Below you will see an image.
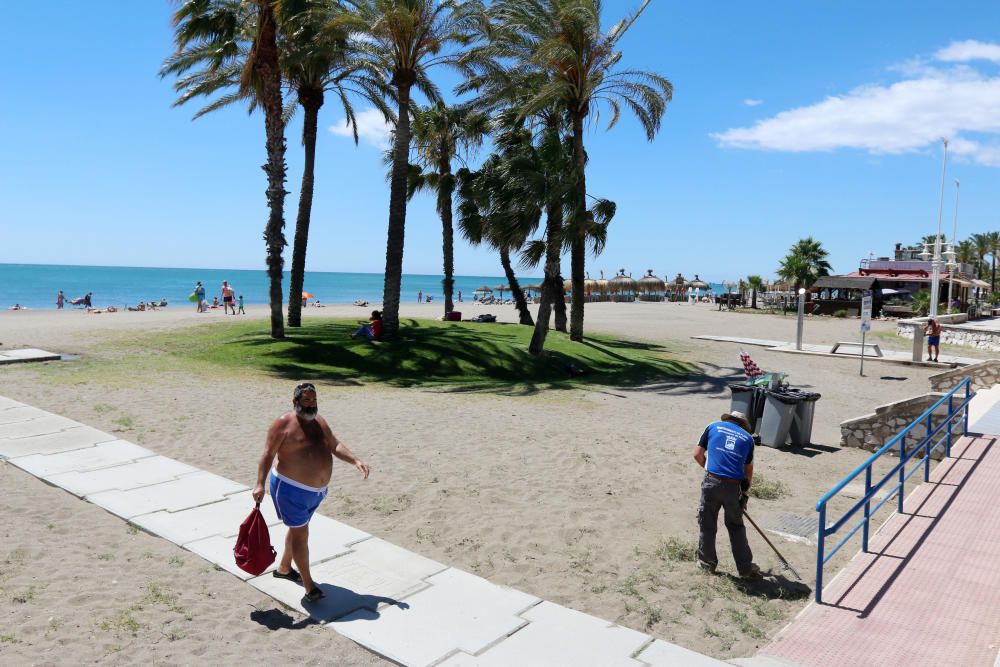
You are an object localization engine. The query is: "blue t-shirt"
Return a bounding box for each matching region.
[698,421,754,480]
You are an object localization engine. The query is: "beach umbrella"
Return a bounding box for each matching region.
[302,292,314,299]
[494,284,508,298]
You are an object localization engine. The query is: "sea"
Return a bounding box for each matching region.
[0,263,728,310]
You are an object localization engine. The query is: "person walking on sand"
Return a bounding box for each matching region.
[925,317,942,362]
[418,290,422,303]
[252,383,369,603]
[221,280,236,315]
[693,410,761,579]
[56,290,65,309]
[237,294,245,315]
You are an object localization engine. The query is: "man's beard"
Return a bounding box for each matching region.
[295,404,318,421]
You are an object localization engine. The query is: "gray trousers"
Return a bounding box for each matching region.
[697,474,753,575]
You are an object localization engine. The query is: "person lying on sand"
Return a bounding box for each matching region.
[7,304,27,310]
[88,306,117,314]
[252,383,369,604]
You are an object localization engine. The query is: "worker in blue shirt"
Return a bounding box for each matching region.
[693,410,761,579]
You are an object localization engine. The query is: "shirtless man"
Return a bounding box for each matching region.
[252,383,369,602]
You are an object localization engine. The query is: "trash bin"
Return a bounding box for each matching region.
[729,384,765,433]
[759,390,803,447]
[789,391,820,446]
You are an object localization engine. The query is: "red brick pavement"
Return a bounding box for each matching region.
[759,434,1000,667]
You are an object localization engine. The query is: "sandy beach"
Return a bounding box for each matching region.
[0,302,952,663]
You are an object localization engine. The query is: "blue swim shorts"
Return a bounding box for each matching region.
[269,470,328,528]
[928,336,941,346]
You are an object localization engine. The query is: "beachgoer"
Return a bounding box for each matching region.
[211,295,220,309]
[84,292,93,308]
[222,280,236,315]
[8,304,22,310]
[56,290,65,309]
[925,318,942,362]
[237,295,245,315]
[418,290,422,303]
[693,410,761,579]
[457,290,462,302]
[195,282,206,313]
[350,310,382,341]
[252,383,369,603]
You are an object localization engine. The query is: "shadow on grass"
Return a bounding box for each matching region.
[181,319,695,394]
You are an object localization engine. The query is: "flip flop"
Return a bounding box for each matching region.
[272,568,302,584]
[303,587,325,603]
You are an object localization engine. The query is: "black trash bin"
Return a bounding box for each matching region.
[789,391,821,446]
[760,390,803,447]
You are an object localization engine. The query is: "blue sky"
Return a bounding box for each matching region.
[3,1,1000,283]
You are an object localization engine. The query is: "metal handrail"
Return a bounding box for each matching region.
[814,377,973,603]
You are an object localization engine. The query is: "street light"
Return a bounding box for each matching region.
[796,288,806,350]
[947,179,961,311]
[929,138,950,318]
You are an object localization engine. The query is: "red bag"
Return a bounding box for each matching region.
[234,503,276,575]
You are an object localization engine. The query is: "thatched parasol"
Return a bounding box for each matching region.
[637,269,666,294]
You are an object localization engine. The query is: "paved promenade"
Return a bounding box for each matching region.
[0,395,722,667]
[750,387,1000,667]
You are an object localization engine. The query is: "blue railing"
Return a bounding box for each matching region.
[814,377,974,603]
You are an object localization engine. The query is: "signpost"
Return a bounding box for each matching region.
[860,291,873,376]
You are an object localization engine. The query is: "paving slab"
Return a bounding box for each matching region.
[0,414,82,439]
[87,471,247,519]
[438,600,648,667]
[46,456,199,497]
[0,348,61,364]
[0,406,52,425]
[636,639,728,666]
[9,440,155,477]
[134,491,283,546]
[334,568,540,667]
[0,397,27,410]
[0,425,118,458]
[250,537,446,622]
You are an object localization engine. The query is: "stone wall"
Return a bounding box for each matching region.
[840,393,964,460]
[928,360,1000,393]
[897,316,1000,352]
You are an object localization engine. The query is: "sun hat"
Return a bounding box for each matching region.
[721,410,751,432]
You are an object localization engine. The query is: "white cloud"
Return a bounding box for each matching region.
[935,40,1000,63]
[743,99,763,107]
[713,41,1000,167]
[329,108,392,148]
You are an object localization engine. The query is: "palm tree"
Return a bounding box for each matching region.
[455,155,538,326]
[956,239,976,267]
[408,102,489,317]
[163,0,289,338]
[483,0,672,342]
[987,231,1000,292]
[329,0,482,340]
[747,275,763,309]
[281,0,386,327]
[972,232,992,280]
[777,237,832,289]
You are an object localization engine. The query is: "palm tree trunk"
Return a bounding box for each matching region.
[751,289,757,309]
[530,203,564,354]
[499,248,533,326]
[569,112,588,342]
[287,87,323,328]
[381,83,413,340]
[255,0,286,339]
[993,253,997,293]
[438,160,455,317]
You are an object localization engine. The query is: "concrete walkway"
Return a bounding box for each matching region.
[0,348,61,364]
[691,335,981,367]
[0,395,722,667]
[746,389,1000,667]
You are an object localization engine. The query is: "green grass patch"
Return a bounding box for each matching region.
[140,318,693,392]
[655,536,698,562]
[748,474,788,500]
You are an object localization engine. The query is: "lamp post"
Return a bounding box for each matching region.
[928,138,949,319]
[947,178,961,311]
[796,287,806,350]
